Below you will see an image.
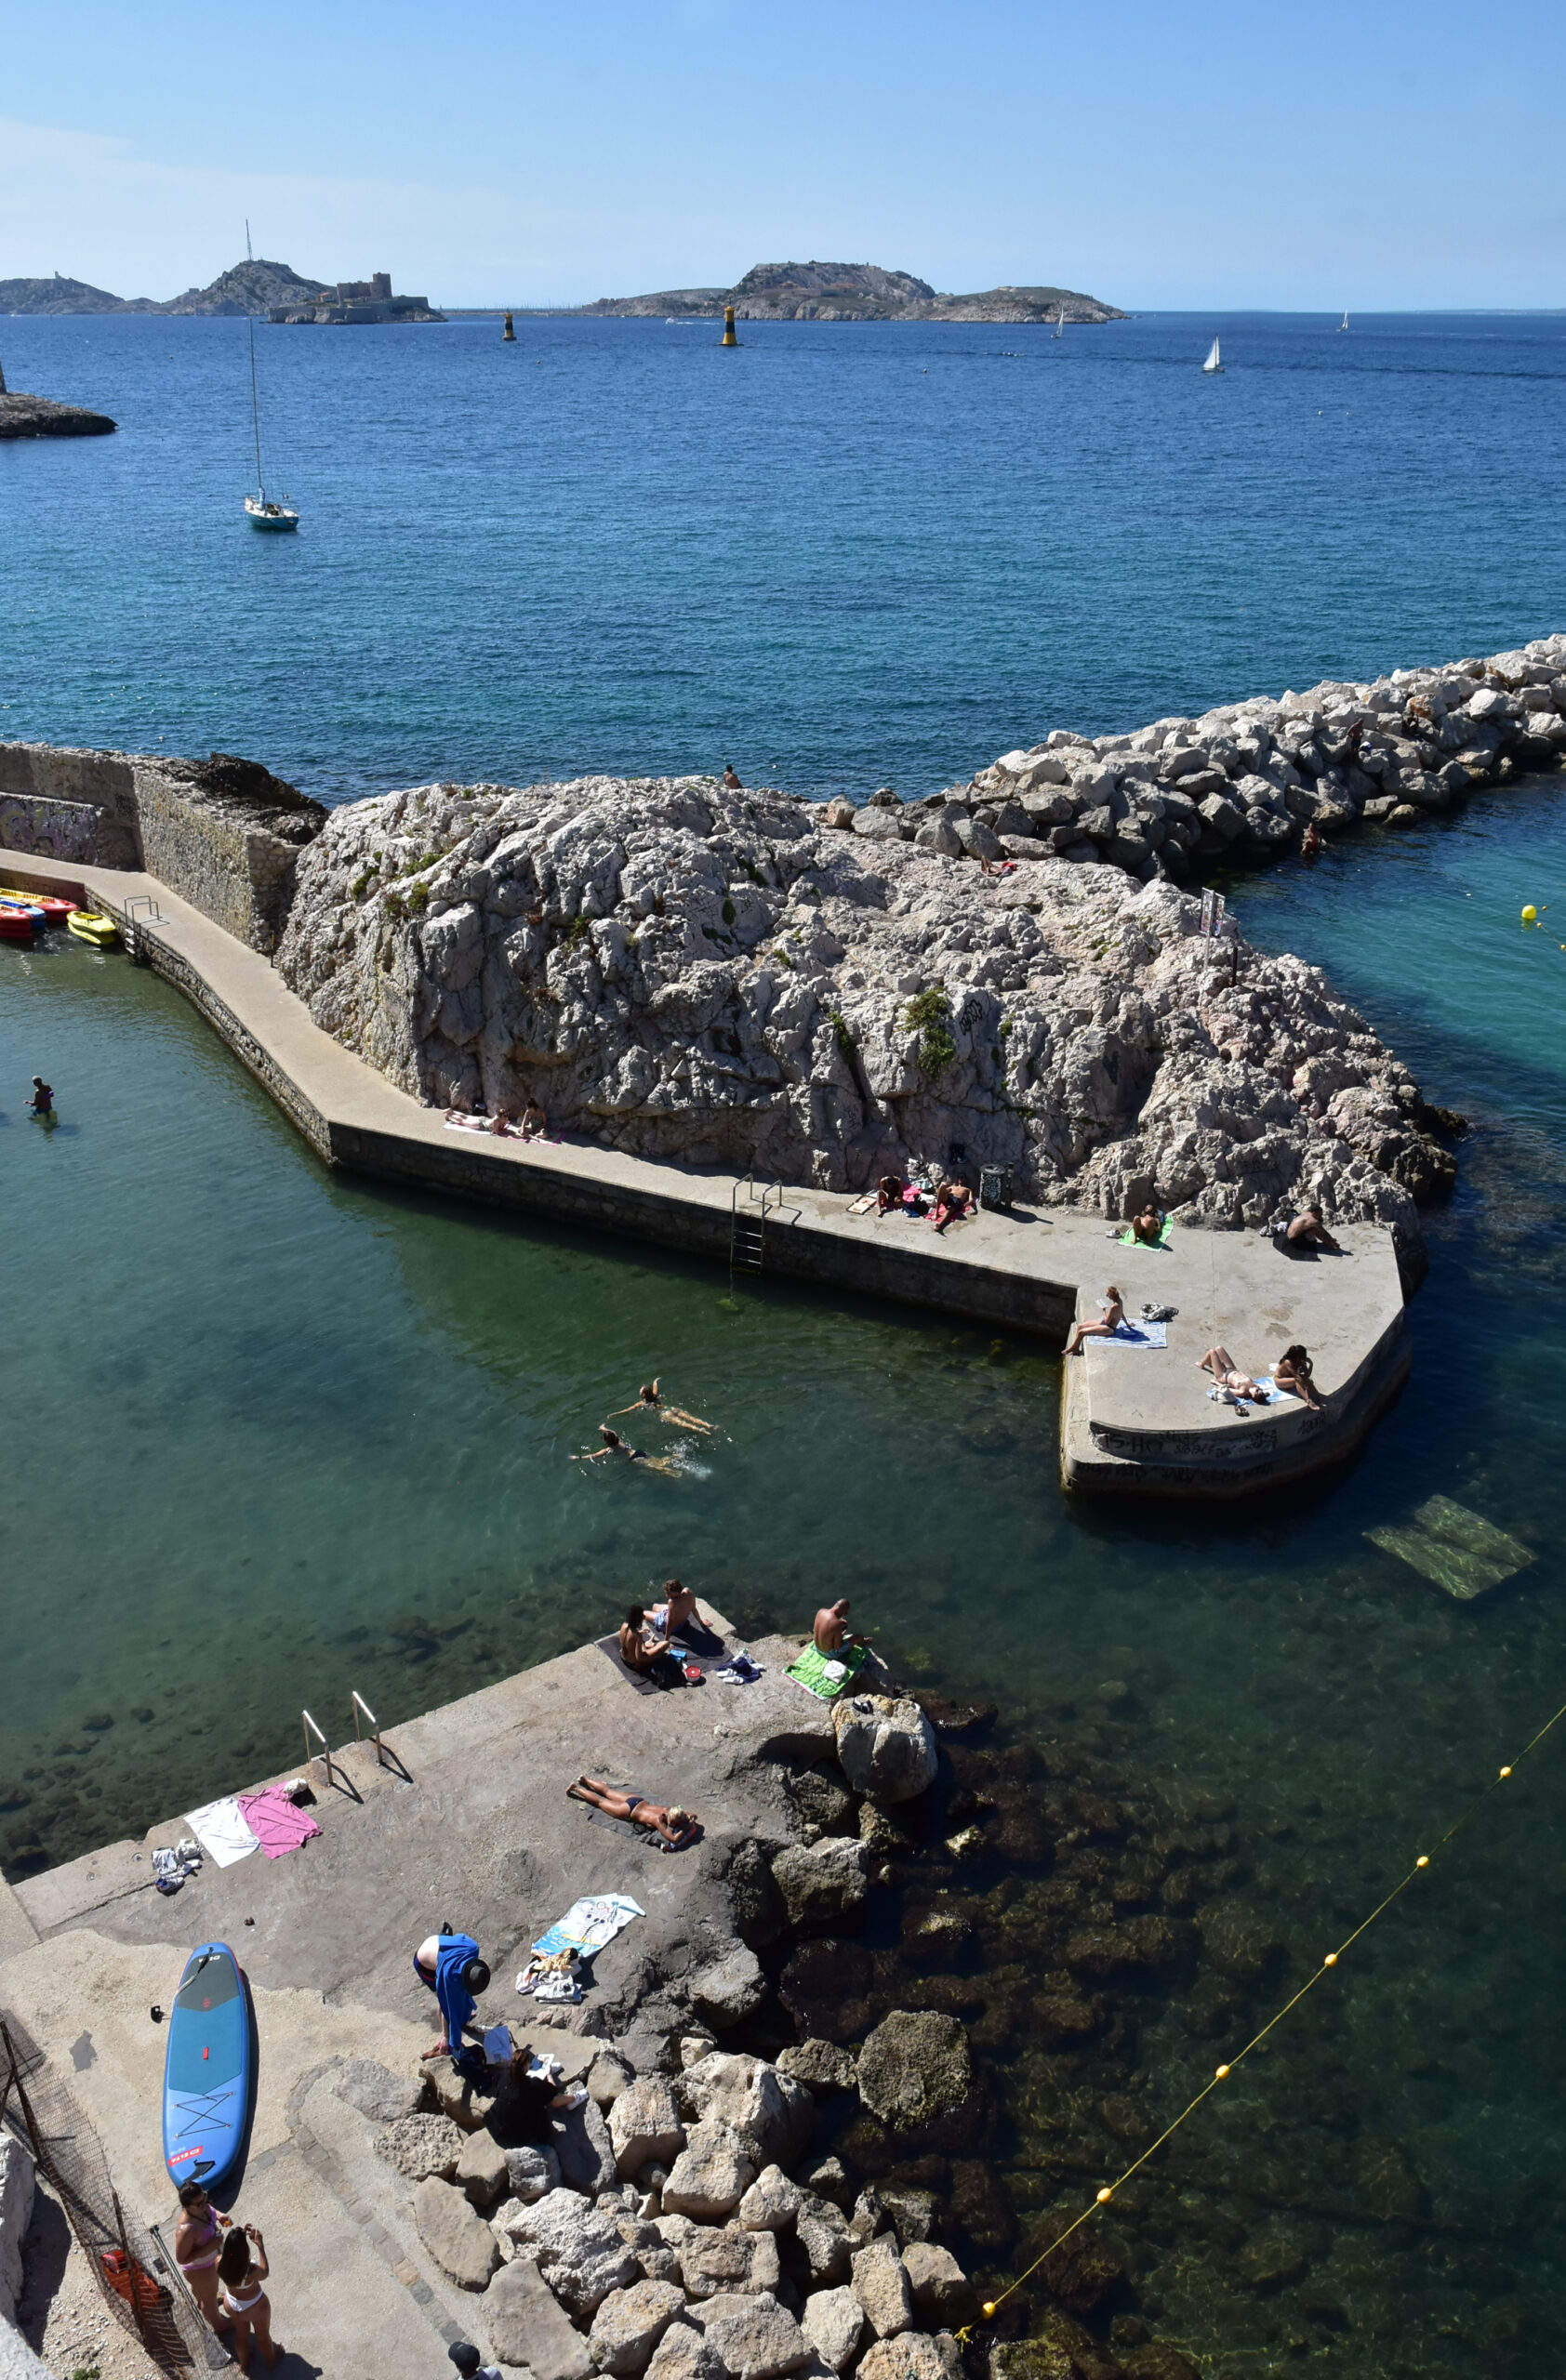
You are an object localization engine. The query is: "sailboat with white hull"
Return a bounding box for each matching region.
[1202,337,1224,374]
[241,223,298,530]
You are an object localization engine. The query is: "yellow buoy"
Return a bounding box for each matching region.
[1522,905,1537,923]
[722,305,737,347]
[502,311,515,342]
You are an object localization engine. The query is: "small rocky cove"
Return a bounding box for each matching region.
[339,1675,1501,2380]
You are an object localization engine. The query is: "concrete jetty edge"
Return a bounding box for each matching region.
[4,850,1409,1497]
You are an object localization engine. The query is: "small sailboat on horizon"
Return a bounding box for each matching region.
[1338,310,1349,332]
[241,221,297,531]
[1202,337,1224,375]
[1052,305,1065,338]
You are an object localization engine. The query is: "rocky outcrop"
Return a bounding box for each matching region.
[580,261,1122,324]
[831,1697,937,1806]
[0,393,115,438]
[274,763,1450,1243]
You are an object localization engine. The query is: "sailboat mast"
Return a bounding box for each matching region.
[247,312,265,497]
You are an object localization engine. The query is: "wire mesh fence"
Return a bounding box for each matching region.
[1,2013,230,2374]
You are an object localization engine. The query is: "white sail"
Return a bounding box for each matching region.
[1339,310,1349,331]
[1202,337,1222,373]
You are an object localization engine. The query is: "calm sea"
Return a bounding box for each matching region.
[1,309,1564,800]
[5,310,1566,2373]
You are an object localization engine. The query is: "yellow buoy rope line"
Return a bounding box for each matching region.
[962,1686,1566,2337]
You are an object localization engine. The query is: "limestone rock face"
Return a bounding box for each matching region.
[644,2323,727,2380]
[680,2225,781,2299]
[334,2057,426,2125]
[856,2012,973,2131]
[506,2141,563,2201]
[693,2293,813,2380]
[611,2076,687,2176]
[679,2054,816,2170]
[686,1943,767,2030]
[901,2242,976,2323]
[375,2110,464,2181]
[275,774,1437,1240]
[771,1840,870,1930]
[498,2187,643,2314]
[484,2253,594,2379]
[588,2278,688,2375]
[850,2235,915,2339]
[831,1697,937,1805]
[738,2164,804,2231]
[661,2119,758,2220]
[413,2175,501,2290]
[457,2126,511,2206]
[800,2284,864,2373]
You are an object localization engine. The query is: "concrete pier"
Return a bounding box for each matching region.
[2,850,1411,1496]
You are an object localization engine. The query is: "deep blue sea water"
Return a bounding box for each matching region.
[5,311,1566,2373]
[1,310,1563,800]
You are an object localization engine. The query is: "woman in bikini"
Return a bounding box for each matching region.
[1274,1344,1324,1410]
[1064,1286,1124,1356]
[608,1380,713,1434]
[174,2183,229,2334]
[566,1778,699,1847]
[1131,1201,1165,1246]
[217,2225,280,2369]
[1197,1346,1266,1398]
[573,1426,679,1475]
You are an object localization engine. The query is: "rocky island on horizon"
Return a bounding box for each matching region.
[0,258,444,322]
[580,258,1123,324]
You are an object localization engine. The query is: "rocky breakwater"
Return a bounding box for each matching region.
[947,634,1566,881]
[277,774,1452,1248]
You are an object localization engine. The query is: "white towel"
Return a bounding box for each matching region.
[183,1796,261,1868]
[1094,1321,1168,1349]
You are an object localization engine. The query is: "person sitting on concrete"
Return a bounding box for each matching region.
[1281,1203,1342,1254]
[653,1578,698,1633]
[608,1379,712,1433]
[617,1606,690,1687]
[520,1098,548,1140]
[449,2344,504,2380]
[876,1172,905,1214]
[1196,1346,1267,1398]
[174,2183,231,2335]
[931,1180,973,1234]
[413,1929,492,2060]
[722,762,743,790]
[1131,1201,1166,1246]
[1064,1286,1124,1355]
[217,2226,280,2370]
[29,1074,53,1116]
[815,1597,871,1655]
[566,1777,699,1847]
[1274,1344,1324,1410]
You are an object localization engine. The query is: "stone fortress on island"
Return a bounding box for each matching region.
[269,269,444,325]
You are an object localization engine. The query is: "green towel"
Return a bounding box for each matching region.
[1118,1218,1174,1249]
[786,1642,869,1700]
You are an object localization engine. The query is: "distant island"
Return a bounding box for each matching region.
[0,261,443,324]
[579,259,1123,324]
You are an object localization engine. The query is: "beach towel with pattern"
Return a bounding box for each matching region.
[533,1893,644,1959]
[786,1642,869,1700]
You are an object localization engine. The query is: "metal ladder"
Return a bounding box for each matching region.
[122,893,163,965]
[729,1177,770,1274]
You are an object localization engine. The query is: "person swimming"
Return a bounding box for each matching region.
[608,1379,713,1434]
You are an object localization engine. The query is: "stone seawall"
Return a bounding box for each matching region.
[0,740,325,951]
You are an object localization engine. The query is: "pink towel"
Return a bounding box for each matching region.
[237,1786,322,1858]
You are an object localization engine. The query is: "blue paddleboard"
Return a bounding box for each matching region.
[162,1942,250,2193]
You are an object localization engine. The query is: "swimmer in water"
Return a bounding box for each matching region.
[608,1379,713,1434]
[572,1425,679,1476]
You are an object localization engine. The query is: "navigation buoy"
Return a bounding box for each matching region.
[502,311,515,342]
[722,305,737,347]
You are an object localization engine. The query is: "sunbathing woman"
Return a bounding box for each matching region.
[1064,1286,1124,1356]
[566,1778,699,1847]
[609,1379,713,1434]
[520,1098,549,1141]
[1274,1343,1324,1410]
[930,1180,973,1235]
[1131,1201,1165,1246]
[1197,1346,1267,1398]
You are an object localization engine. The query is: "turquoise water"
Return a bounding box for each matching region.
[2,310,1565,800]
[4,779,1566,2368]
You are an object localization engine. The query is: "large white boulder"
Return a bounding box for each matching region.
[831,1697,937,1805]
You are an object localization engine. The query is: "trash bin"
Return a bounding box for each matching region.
[978,1165,1013,1211]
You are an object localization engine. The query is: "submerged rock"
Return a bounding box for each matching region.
[856,2012,973,2132]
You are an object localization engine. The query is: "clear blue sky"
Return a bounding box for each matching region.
[4,0,1563,310]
